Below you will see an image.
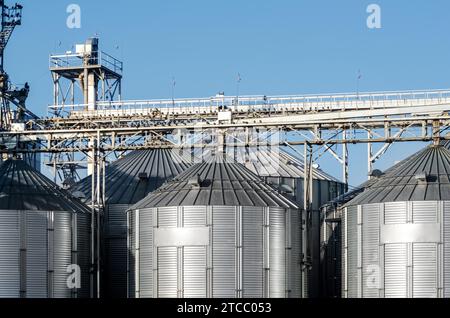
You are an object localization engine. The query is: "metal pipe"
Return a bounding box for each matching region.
[342,129,349,189]
[90,146,95,298]
[367,130,373,180]
[96,129,101,298]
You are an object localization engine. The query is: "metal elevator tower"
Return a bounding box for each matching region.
[49,37,123,114]
[48,39,123,297]
[48,38,123,183]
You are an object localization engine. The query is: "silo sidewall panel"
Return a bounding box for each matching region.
[410,201,439,298]
[184,245,207,298]
[266,207,286,298]
[53,212,72,298]
[129,205,303,299]
[384,243,408,298]
[77,213,91,298]
[345,206,358,298]
[383,202,409,298]
[412,242,437,298]
[361,203,381,298]
[211,206,237,298]
[127,210,136,298]
[182,206,208,298]
[154,207,178,298]
[139,207,154,298]
[26,211,49,298]
[105,204,130,298]
[242,206,264,298]
[0,210,20,298]
[0,210,90,299]
[445,201,450,298]
[288,208,302,298]
[156,247,178,298]
[349,200,444,299]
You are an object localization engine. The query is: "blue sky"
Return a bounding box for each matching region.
[6,0,450,186]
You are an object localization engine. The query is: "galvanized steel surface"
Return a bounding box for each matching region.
[342,201,450,298]
[234,149,346,298]
[342,146,450,298]
[0,211,91,298]
[103,204,130,298]
[318,144,430,298]
[0,159,91,298]
[132,154,299,209]
[175,150,344,298]
[72,149,191,298]
[345,145,450,206]
[73,149,191,205]
[0,159,90,212]
[128,154,305,298]
[128,205,305,298]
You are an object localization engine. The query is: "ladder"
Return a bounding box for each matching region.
[0,24,14,52]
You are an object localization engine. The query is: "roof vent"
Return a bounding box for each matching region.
[280,184,294,194]
[415,172,428,184]
[62,177,76,189]
[138,172,148,180]
[188,175,202,188]
[71,191,86,200]
[369,169,383,178]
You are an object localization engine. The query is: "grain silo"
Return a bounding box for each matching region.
[127,153,305,298]
[342,145,450,298]
[72,149,191,298]
[0,158,91,298]
[320,148,422,298]
[233,147,346,297]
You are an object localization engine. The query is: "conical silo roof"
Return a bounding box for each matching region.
[443,140,450,149]
[132,153,299,210]
[0,159,90,212]
[345,145,450,206]
[233,147,341,182]
[323,147,422,208]
[73,149,191,205]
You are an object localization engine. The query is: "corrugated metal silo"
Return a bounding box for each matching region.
[342,145,450,298]
[128,154,305,298]
[73,149,191,298]
[234,147,346,297]
[0,159,91,298]
[320,149,420,298]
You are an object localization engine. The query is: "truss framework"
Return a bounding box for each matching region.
[2,87,450,300]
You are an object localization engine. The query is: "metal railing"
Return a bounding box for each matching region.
[49,51,123,74]
[47,89,450,118]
